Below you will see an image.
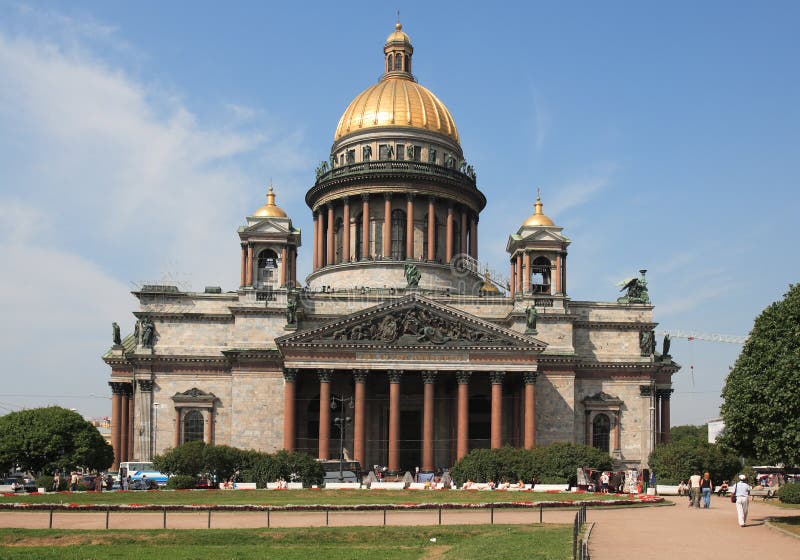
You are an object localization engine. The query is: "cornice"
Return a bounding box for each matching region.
[572,321,657,331]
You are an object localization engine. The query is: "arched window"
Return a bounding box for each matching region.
[387,55,393,72]
[405,55,410,74]
[256,249,279,288]
[391,209,406,260]
[354,214,363,260]
[395,53,402,71]
[592,414,611,453]
[182,410,204,444]
[531,256,552,294]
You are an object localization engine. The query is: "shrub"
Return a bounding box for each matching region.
[242,450,324,488]
[153,440,206,476]
[648,440,740,484]
[203,445,241,482]
[36,475,67,492]
[166,475,196,490]
[778,483,800,504]
[534,442,613,486]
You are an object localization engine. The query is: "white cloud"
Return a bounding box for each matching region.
[547,163,618,216]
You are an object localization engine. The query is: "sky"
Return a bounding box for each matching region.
[0,1,797,427]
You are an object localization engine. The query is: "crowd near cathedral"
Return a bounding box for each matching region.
[104,23,679,475]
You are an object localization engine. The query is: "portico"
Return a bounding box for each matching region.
[276,294,544,473]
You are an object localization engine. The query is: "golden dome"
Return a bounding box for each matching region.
[333,24,459,143]
[253,185,287,218]
[334,79,459,142]
[386,22,411,44]
[523,192,555,227]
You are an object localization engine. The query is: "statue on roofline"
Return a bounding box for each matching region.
[617,269,651,305]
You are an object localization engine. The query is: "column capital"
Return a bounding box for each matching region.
[353,370,368,383]
[406,192,415,202]
[283,368,298,382]
[109,381,127,395]
[428,195,437,203]
[361,193,370,201]
[387,369,403,383]
[490,371,505,385]
[422,370,437,384]
[384,192,392,201]
[342,195,350,205]
[456,371,472,385]
[137,379,154,392]
[317,369,334,383]
[656,388,674,400]
[523,371,539,385]
[639,385,653,397]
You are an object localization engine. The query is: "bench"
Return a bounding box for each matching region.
[265,482,305,490]
[750,488,777,500]
[325,482,362,489]
[218,482,257,490]
[532,484,570,492]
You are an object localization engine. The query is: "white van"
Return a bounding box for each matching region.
[118,461,169,487]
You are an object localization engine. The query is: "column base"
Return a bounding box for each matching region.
[525,328,538,335]
[284,323,298,331]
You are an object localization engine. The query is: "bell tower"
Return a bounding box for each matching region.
[506,190,570,301]
[383,22,414,78]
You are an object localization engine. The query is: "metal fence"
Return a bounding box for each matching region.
[572,505,588,560]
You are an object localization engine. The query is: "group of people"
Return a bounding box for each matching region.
[678,471,753,526]
[53,471,135,492]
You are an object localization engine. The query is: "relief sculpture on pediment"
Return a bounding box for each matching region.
[322,307,501,345]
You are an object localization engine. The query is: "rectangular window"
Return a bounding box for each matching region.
[412,145,421,161]
[379,144,391,160]
[346,150,355,164]
[396,144,405,160]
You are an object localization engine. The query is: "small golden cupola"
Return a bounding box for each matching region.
[253,184,288,218]
[523,191,555,227]
[384,22,413,77]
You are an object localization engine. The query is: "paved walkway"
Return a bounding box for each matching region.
[590,497,799,559]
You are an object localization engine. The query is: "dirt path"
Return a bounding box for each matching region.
[589,497,798,559]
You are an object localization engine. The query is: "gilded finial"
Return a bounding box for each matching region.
[396,9,401,30]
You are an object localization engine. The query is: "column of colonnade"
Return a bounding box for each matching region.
[109,381,135,470]
[281,368,539,472]
[311,194,480,270]
[656,388,673,443]
[239,242,298,289]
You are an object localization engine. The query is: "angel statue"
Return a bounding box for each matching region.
[404,263,421,288]
[617,269,651,304]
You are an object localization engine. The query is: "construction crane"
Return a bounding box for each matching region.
[655,329,746,387]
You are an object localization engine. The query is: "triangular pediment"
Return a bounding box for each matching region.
[242,219,292,235]
[276,294,547,351]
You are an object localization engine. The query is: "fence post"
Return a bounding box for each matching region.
[490,506,494,525]
[207,509,211,529]
[539,504,543,524]
[383,508,386,526]
[267,509,270,529]
[325,508,329,526]
[163,507,167,529]
[438,506,442,526]
[105,507,110,529]
[49,508,53,529]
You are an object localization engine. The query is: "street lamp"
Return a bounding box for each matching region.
[330,394,354,482]
[152,402,161,459]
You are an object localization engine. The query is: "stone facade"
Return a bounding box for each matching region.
[103,23,678,474]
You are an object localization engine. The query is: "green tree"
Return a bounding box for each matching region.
[153,440,206,476]
[0,407,113,474]
[720,284,800,464]
[649,440,740,485]
[669,424,708,445]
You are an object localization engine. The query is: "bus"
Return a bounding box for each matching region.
[118,461,169,487]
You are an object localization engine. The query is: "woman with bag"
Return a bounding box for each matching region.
[700,472,714,508]
[731,474,752,527]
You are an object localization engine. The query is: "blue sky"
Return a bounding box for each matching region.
[0,1,797,427]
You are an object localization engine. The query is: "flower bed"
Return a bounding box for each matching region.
[0,495,663,513]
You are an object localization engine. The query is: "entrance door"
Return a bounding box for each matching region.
[399,410,422,474]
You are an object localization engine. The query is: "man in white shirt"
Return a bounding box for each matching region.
[689,471,702,508]
[731,474,752,527]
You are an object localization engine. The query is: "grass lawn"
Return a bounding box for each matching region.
[0,525,573,559]
[0,489,629,506]
[770,516,800,536]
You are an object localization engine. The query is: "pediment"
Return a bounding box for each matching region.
[276,294,547,351]
[517,228,569,243]
[172,387,217,404]
[242,219,292,235]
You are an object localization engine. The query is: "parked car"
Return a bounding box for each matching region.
[0,478,21,492]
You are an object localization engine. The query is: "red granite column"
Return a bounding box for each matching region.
[383,194,391,258]
[283,369,297,451]
[562,253,567,295]
[120,390,129,461]
[405,195,414,259]
[555,253,562,294]
[109,383,122,470]
[655,392,662,443]
[523,252,531,294]
[245,245,254,286]
[427,198,435,260]
[422,371,436,471]
[469,215,478,259]
[460,210,468,255]
[318,370,332,460]
[515,254,523,294]
[456,372,471,460]
[281,245,288,286]
[445,205,454,263]
[362,195,370,259]
[173,408,181,448]
[326,205,334,266]
[312,212,319,270]
[127,391,134,461]
[490,371,504,449]
[353,370,367,468]
[523,372,538,449]
[509,261,516,299]
[343,197,351,262]
[662,390,672,443]
[317,211,325,267]
[388,370,403,472]
[240,244,247,287]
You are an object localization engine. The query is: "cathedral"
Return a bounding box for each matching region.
[104,24,679,475]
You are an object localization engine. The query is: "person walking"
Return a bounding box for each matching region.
[731,474,752,527]
[69,471,79,492]
[689,470,702,508]
[52,471,61,492]
[700,472,713,508]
